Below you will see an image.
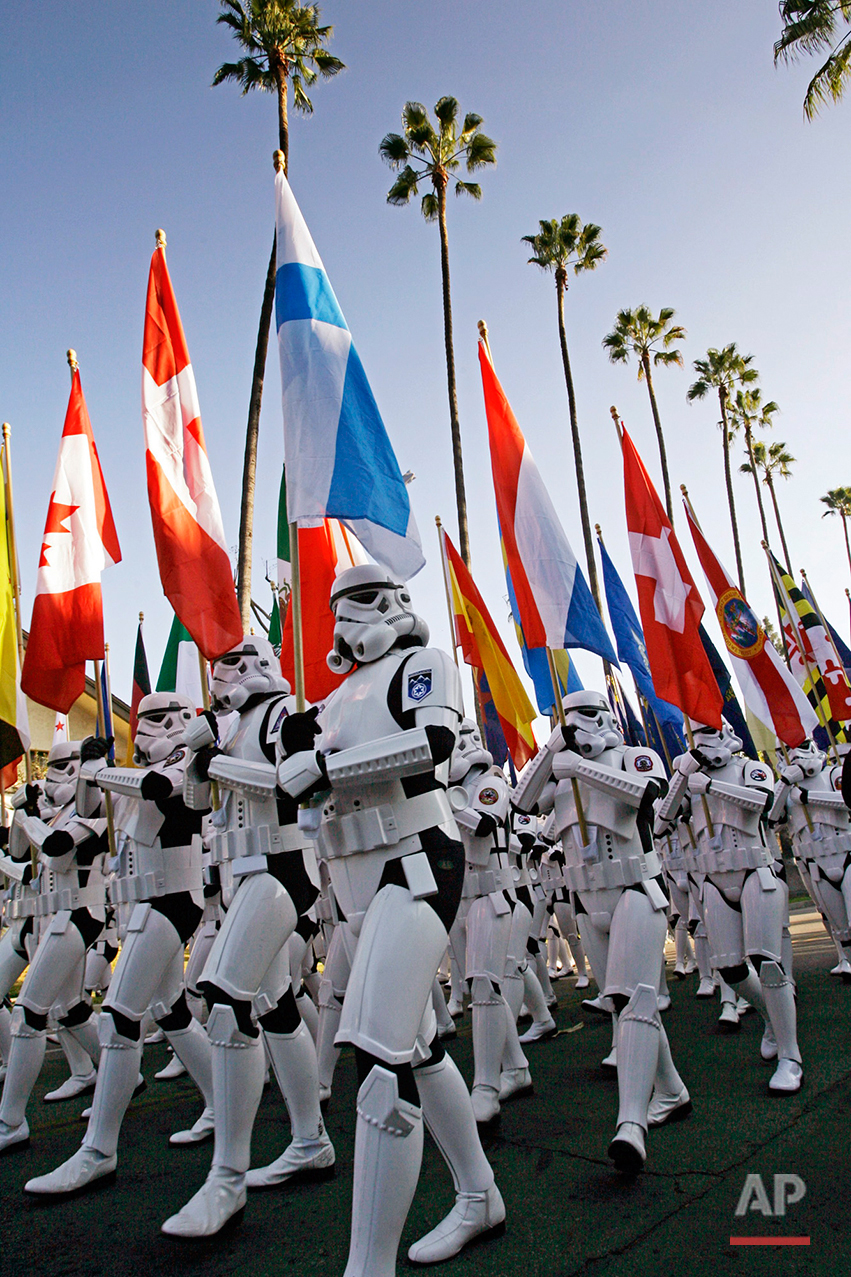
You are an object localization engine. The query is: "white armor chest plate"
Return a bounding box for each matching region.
[789,768,851,863]
[111,756,202,904]
[318,652,409,753]
[691,760,763,843]
[220,697,292,832]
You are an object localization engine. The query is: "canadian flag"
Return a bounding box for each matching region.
[21,371,121,713]
[142,241,243,663]
[623,428,722,727]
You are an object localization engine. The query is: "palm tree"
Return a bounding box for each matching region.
[687,344,758,593]
[380,99,496,569]
[820,486,851,579]
[602,306,686,521]
[744,439,797,572]
[775,0,851,118]
[729,388,779,546]
[522,217,607,607]
[213,0,344,625]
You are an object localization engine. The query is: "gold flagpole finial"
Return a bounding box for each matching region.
[273,150,285,172]
[155,229,166,249]
[67,349,78,372]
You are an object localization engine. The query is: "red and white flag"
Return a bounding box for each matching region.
[685,502,817,747]
[142,242,243,662]
[623,428,722,727]
[21,371,121,713]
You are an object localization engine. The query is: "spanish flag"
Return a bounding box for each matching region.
[440,527,537,769]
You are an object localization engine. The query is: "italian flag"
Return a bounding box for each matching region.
[156,614,203,706]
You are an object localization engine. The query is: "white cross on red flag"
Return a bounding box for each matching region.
[622,427,722,727]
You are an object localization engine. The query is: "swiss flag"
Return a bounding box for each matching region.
[21,371,121,713]
[623,428,722,727]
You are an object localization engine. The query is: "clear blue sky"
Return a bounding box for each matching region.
[1,1,848,718]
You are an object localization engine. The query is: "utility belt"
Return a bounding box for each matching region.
[562,847,662,894]
[794,828,851,865]
[538,859,566,891]
[319,788,454,861]
[6,887,39,920]
[207,822,307,880]
[681,842,772,875]
[462,864,514,900]
[109,837,203,905]
[36,881,105,916]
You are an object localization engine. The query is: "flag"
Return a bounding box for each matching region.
[699,624,760,760]
[157,614,203,706]
[441,527,537,769]
[143,241,243,662]
[21,370,121,713]
[597,533,683,733]
[622,428,722,727]
[685,504,817,747]
[268,595,282,649]
[768,550,851,740]
[53,712,68,745]
[501,535,581,714]
[126,619,151,762]
[0,447,29,772]
[801,575,851,680]
[276,467,292,589]
[280,519,365,704]
[96,661,115,763]
[275,172,424,579]
[479,341,616,663]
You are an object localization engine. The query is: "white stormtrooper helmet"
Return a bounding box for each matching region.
[43,741,82,807]
[210,636,290,712]
[134,692,195,766]
[449,718,493,782]
[787,738,826,779]
[327,565,429,673]
[562,690,622,758]
[689,719,743,769]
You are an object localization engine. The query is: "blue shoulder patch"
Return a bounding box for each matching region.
[408,670,432,703]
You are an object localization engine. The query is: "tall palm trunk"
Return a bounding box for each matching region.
[236,72,289,628]
[765,473,793,574]
[840,512,851,582]
[436,176,470,569]
[641,353,673,523]
[556,271,600,611]
[718,390,745,594]
[744,428,770,546]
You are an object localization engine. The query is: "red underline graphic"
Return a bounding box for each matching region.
[730,1237,810,1247]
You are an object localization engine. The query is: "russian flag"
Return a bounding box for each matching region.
[479,340,616,664]
[275,172,424,580]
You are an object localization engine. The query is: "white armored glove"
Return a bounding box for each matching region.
[673,749,705,777]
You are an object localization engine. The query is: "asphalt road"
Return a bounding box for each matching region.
[1,901,846,1277]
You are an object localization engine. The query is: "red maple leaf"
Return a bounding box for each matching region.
[38,493,79,568]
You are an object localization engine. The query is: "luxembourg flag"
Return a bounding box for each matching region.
[275,172,424,580]
[143,238,243,662]
[479,340,616,664]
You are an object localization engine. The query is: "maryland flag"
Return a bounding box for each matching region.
[767,549,851,743]
[440,527,536,769]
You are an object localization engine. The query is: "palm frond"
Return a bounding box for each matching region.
[421,191,439,221]
[379,132,410,167]
[386,166,420,206]
[455,180,482,199]
[465,131,497,170]
[434,96,459,127]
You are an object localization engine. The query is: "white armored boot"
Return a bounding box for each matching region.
[161,1005,264,1237]
[717,975,740,1032]
[343,1066,423,1277]
[498,996,532,1103]
[601,1011,618,1071]
[408,1053,505,1265]
[166,1016,216,1146]
[469,978,507,1122]
[0,1004,10,1082]
[609,984,660,1173]
[25,1012,140,1194]
[647,1024,691,1127]
[533,951,557,1006]
[0,1005,47,1151]
[296,990,319,1042]
[315,994,342,1103]
[245,1020,335,1188]
[694,932,715,997]
[518,964,556,1043]
[759,961,803,1093]
[432,978,457,1040]
[44,1026,97,1102]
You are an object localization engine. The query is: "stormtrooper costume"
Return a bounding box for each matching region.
[515,691,689,1174]
[0,739,110,1153]
[25,693,217,1196]
[276,567,504,1274]
[655,721,802,1092]
[161,637,332,1240]
[509,812,558,1047]
[772,740,851,973]
[449,720,531,1123]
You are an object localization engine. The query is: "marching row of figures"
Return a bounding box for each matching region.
[0,565,847,1274]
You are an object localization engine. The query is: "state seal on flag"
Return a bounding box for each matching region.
[716,588,765,661]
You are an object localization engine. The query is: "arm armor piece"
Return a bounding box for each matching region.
[8,815,32,861]
[183,753,213,811]
[800,788,848,813]
[11,785,35,811]
[768,781,792,827]
[0,852,27,883]
[654,768,691,826]
[693,777,769,813]
[553,754,656,808]
[76,759,107,817]
[323,727,434,789]
[207,754,278,801]
[512,728,564,813]
[183,713,218,753]
[95,767,151,799]
[276,750,327,800]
